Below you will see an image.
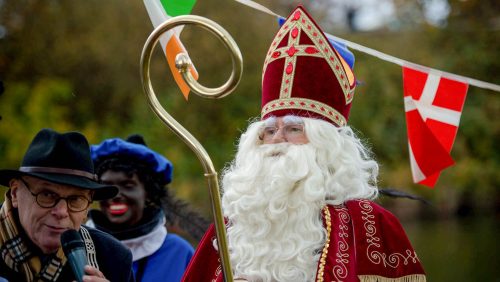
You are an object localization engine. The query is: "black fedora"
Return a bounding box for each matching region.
[0,128,118,200]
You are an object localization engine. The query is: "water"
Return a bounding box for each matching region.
[404,216,499,281]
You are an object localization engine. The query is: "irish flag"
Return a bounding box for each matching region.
[143,0,198,99]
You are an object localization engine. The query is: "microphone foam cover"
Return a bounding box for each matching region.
[61,229,85,256]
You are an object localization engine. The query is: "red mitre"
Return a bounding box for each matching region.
[261,5,356,127]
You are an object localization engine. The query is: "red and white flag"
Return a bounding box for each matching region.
[403,66,468,187]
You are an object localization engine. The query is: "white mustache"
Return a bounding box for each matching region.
[260,143,291,158]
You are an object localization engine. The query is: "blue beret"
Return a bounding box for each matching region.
[91,138,173,184]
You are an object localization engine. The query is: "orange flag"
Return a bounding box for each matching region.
[143,0,199,99]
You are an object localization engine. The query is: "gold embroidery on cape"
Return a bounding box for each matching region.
[332,206,351,281]
[316,206,331,282]
[213,254,222,281]
[262,7,354,104]
[359,200,421,269]
[262,98,347,126]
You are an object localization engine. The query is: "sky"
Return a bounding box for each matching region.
[325,0,451,31]
[0,0,452,39]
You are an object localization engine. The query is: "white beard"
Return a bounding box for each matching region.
[219,118,379,281]
[221,143,328,282]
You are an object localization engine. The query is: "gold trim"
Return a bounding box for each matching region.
[266,48,324,65]
[279,25,300,99]
[316,206,331,282]
[261,98,347,126]
[358,274,427,282]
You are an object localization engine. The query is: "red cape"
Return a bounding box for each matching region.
[182,200,426,282]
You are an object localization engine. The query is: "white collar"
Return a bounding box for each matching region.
[121,218,167,261]
[120,218,167,261]
[86,217,168,261]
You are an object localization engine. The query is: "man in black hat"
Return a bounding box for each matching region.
[0,128,134,281]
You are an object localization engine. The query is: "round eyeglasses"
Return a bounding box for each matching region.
[259,123,306,143]
[20,178,92,212]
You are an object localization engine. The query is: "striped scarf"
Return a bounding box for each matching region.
[0,192,67,281]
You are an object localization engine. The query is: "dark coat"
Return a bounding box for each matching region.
[0,225,134,282]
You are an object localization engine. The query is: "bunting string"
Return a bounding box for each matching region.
[235,0,500,93]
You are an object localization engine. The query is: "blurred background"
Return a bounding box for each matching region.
[0,0,498,280]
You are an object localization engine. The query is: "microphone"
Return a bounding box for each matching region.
[61,229,87,282]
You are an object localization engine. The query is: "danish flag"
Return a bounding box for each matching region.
[403,66,468,187]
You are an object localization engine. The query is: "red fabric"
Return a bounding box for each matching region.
[402,66,468,187]
[405,108,455,186]
[182,200,425,282]
[342,201,425,279]
[261,6,355,127]
[181,224,223,282]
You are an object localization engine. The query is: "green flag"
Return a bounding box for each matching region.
[160,0,196,16]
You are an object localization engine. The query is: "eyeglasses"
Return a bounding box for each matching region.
[20,178,91,212]
[259,123,305,142]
